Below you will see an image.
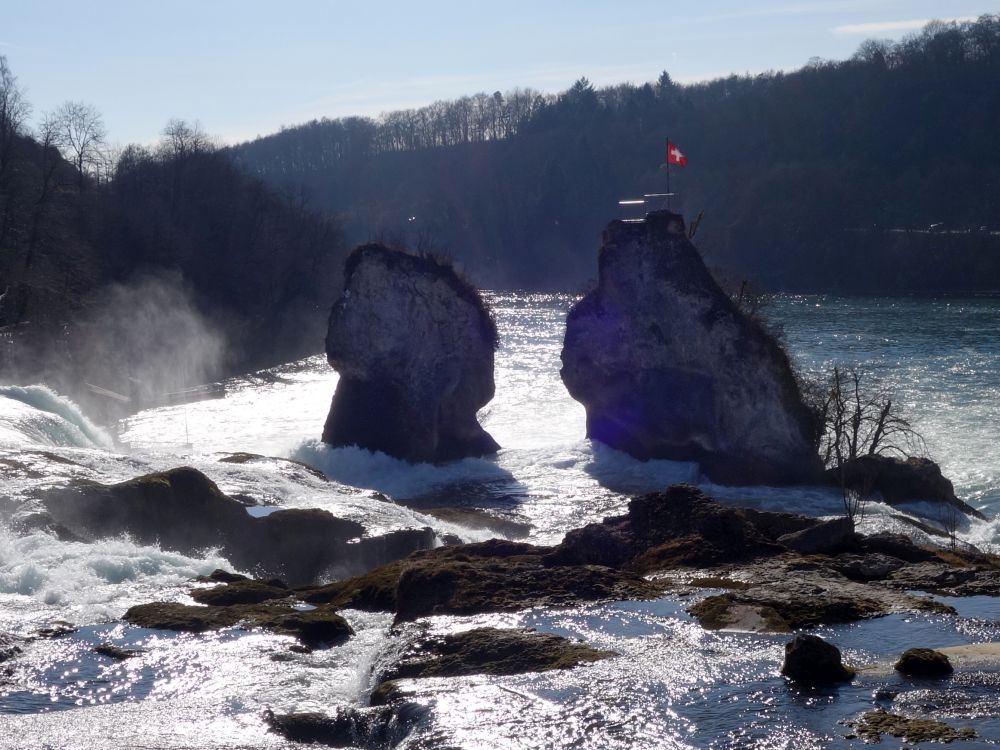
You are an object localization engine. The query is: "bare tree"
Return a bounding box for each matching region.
[0,55,30,181]
[50,101,106,189]
[815,366,924,469]
[808,367,925,526]
[158,119,214,159]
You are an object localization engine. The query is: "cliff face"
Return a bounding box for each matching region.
[561,211,821,485]
[323,244,500,462]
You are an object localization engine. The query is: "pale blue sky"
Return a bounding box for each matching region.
[2,0,994,146]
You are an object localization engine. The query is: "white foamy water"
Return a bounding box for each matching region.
[0,385,113,451]
[1,291,999,748]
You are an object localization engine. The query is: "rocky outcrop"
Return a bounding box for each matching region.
[124,600,353,647]
[298,538,664,623]
[847,710,975,744]
[377,627,612,682]
[687,559,952,632]
[266,705,424,748]
[560,211,820,485]
[780,635,855,685]
[829,455,984,519]
[0,633,22,664]
[41,467,434,585]
[894,647,954,677]
[391,541,662,622]
[323,244,499,462]
[544,484,832,572]
[776,516,855,555]
[292,484,997,629]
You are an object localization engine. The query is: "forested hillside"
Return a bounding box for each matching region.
[0,61,346,408]
[233,16,1000,292]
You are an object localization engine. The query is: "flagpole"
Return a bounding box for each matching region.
[665,136,671,211]
[666,162,671,211]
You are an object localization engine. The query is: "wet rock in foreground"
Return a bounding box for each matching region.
[847,709,976,743]
[41,466,435,585]
[546,484,805,572]
[323,243,500,462]
[780,635,855,685]
[300,539,665,623]
[124,601,353,647]
[895,647,954,678]
[297,485,996,629]
[687,558,953,632]
[379,627,613,683]
[266,704,423,748]
[393,542,663,622]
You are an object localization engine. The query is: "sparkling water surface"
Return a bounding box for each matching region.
[0,292,998,748]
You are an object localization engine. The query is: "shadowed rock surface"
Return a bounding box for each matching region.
[895,647,954,677]
[848,709,975,743]
[560,211,821,485]
[298,539,664,622]
[0,633,22,664]
[124,600,353,647]
[545,485,813,572]
[392,541,663,622]
[829,455,984,519]
[378,627,613,682]
[780,634,855,685]
[266,705,424,748]
[323,243,500,462]
[290,485,997,629]
[687,558,954,631]
[41,467,435,585]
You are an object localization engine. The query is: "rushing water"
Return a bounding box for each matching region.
[0,292,998,748]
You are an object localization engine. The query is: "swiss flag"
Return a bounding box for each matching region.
[666,140,688,166]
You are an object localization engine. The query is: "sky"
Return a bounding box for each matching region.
[2,0,994,146]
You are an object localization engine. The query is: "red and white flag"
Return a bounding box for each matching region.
[666,140,688,166]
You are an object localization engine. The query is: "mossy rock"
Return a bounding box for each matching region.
[780,635,855,685]
[190,579,290,606]
[124,601,353,647]
[297,559,409,611]
[380,627,613,682]
[895,647,954,678]
[688,596,791,633]
[848,709,975,743]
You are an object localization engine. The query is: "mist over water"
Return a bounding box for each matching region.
[78,271,225,399]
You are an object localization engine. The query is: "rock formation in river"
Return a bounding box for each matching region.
[41,467,434,585]
[561,210,821,485]
[322,244,500,462]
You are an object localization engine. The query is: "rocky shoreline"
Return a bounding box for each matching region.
[95,482,999,746]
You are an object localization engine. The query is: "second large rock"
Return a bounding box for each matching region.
[561,211,821,484]
[323,244,500,462]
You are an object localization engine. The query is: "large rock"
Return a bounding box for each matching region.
[323,244,499,462]
[42,467,435,585]
[124,600,353,647]
[828,455,983,519]
[297,538,665,623]
[378,627,612,682]
[894,647,954,677]
[560,211,821,485]
[544,484,834,572]
[848,709,975,743]
[781,634,855,685]
[688,560,953,631]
